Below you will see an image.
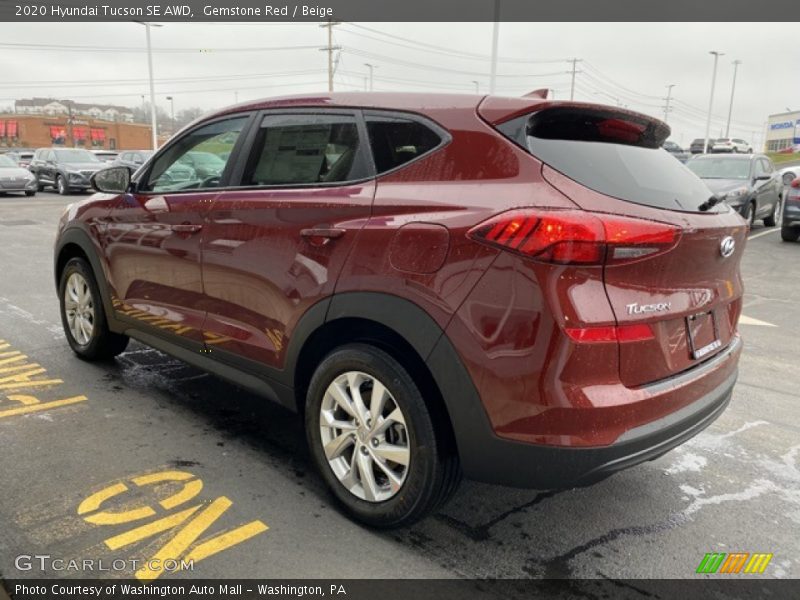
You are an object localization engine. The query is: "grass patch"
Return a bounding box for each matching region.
[767,152,800,165]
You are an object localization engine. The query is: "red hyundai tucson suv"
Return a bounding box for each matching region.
[54,93,745,527]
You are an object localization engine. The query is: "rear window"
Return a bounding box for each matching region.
[499,108,722,213]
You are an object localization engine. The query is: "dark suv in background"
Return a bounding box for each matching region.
[690,138,716,154]
[55,93,745,527]
[29,148,105,195]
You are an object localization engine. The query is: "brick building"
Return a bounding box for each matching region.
[0,114,152,151]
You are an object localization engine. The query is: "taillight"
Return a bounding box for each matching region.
[468,209,680,265]
[565,323,655,343]
[791,179,800,189]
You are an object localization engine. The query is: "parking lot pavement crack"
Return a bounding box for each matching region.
[435,490,561,541]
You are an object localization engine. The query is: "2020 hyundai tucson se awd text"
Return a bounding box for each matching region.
[54,93,745,527]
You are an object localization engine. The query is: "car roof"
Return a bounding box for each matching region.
[690,153,760,161]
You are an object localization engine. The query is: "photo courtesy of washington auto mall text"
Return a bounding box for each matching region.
[1,0,799,599]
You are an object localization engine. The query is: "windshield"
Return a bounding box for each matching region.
[687,158,750,180]
[0,156,18,167]
[54,149,100,163]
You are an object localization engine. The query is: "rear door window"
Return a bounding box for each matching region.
[241,113,367,186]
[365,115,443,174]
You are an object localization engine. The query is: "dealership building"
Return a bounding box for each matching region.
[0,114,152,151]
[765,110,800,153]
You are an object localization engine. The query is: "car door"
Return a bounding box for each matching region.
[200,110,375,372]
[40,150,56,185]
[103,114,252,347]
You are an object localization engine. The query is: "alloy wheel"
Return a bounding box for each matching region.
[773,199,782,226]
[319,371,410,502]
[64,272,95,345]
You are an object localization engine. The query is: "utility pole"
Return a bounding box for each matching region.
[663,84,675,123]
[364,63,376,92]
[568,58,582,101]
[320,20,340,93]
[725,59,741,138]
[704,50,724,154]
[471,80,480,93]
[134,22,163,151]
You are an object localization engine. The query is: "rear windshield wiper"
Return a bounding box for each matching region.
[698,195,722,212]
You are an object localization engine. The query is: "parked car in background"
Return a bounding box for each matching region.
[112,150,154,171]
[686,153,782,226]
[779,165,800,186]
[0,154,37,196]
[690,138,717,153]
[782,179,800,242]
[662,140,689,162]
[1,149,35,169]
[29,148,104,195]
[711,138,753,154]
[55,93,745,527]
[92,150,119,164]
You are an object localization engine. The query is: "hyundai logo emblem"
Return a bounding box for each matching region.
[720,236,736,258]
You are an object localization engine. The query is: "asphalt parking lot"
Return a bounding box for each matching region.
[0,190,798,582]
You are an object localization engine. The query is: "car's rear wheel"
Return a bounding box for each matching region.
[24,190,35,197]
[781,225,800,242]
[56,175,70,195]
[59,257,129,360]
[764,198,781,227]
[305,343,459,528]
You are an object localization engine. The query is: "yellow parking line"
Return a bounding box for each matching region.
[0,395,87,419]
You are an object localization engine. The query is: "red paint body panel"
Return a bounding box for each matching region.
[60,92,744,464]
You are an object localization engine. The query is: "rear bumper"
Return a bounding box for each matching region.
[783,204,800,226]
[429,333,741,489]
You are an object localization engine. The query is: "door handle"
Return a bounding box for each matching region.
[171,223,203,234]
[300,228,345,239]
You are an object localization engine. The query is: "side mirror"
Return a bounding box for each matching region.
[91,166,131,193]
[754,174,771,181]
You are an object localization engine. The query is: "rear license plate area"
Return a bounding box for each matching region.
[687,311,722,360]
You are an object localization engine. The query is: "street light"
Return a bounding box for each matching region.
[135,21,162,151]
[704,51,724,154]
[725,60,741,138]
[471,80,480,93]
[664,84,675,123]
[166,96,174,134]
[364,63,376,92]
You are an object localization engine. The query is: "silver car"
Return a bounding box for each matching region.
[0,154,37,197]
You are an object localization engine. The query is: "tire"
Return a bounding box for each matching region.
[24,191,35,197]
[305,343,459,528]
[58,257,129,360]
[781,226,800,242]
[34,175,45,192]
[56,175,70,195]
[763,198,781,227]
[743,201,756,227]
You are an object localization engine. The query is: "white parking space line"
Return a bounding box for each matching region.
[739,315,778,327]
[748,228,780,241]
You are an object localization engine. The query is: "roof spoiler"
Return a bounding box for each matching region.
[523,89,549,99]
[481,100,670,149]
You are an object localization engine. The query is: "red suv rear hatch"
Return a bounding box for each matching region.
[484,102,747,387]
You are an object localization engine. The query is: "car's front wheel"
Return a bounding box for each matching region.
[56,175,70,195]
[59,257,129,360]
[781,225,800,242]
[764,198,781,227]
[743,201,756,227]
[305,343,459,528]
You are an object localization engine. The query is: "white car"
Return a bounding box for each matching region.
[711,138,753,153]
[780,165,800,186]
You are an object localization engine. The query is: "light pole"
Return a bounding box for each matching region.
[489,0,500,94]
[364,63,376,92]
[664,84,675,123]
[704,51,724,154]
[471,80,480,93]
[725,60,741,138]
[166,96,174,134]
[135,21,162,151]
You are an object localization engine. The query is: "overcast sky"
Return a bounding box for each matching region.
[0,22,797,147]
